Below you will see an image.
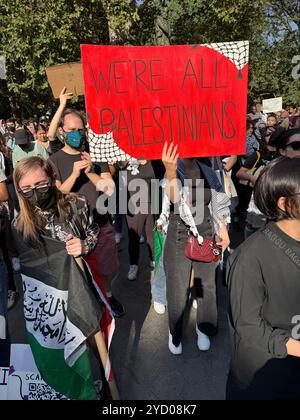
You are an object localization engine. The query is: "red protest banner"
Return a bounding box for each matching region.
[81,43,249,160]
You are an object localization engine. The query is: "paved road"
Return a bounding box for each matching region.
[9,227,241,400]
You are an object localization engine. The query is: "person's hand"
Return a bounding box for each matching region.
[250,175,257,187]
[66,234,83,257]
[59,87,73,108]
[162,142,179,179]
[157,224,163,233]
[72,160,89,178]
[216,222,230,253]
[81,152,93,174]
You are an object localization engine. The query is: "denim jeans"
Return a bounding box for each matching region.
[151,253,167,305]
[0,258,10,366]
[164,214,218,346]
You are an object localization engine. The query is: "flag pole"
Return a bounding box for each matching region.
[94,330,120,400]
[75,257,120,400]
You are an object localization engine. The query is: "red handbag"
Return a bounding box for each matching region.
[185,235,221,263]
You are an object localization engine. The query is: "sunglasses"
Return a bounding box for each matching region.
[284,141,300,151]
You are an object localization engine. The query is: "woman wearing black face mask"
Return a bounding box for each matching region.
[13,156,99,259]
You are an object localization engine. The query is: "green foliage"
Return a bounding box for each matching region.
[0,0,298,117]
[102,0,139,44]
[167,0,267,44]
[138,0,299,106]
[0,0,109,117]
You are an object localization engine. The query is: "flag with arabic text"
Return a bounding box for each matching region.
[15,234,103,400]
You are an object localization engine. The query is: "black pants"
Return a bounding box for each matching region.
[227,360,300,401]
[235,183,253,216]
[0,258,10,366]
[1,217,17,291]
[126,213,154,265]
[2,245,15,291]
[164,214,218,346]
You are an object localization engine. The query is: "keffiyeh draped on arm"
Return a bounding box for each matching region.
[160,159,231,243]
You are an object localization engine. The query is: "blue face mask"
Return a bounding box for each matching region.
[65,130,85,149]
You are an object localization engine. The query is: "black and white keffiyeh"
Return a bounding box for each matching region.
[158,160,231,244]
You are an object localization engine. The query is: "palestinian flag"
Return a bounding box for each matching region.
[84,254,115,383]
[14,234,104,400]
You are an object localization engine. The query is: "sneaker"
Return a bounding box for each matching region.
[168,331,182,355]
[12,257,21,273]
[7,290,18,310]
[128,265,138,281]
[196,325,210,351]
[153,301,166,315]
[139,235,145,244]
[192,299,198,309]
[108,295,125,318]
[115,233,122,245]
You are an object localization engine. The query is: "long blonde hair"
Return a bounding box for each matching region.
[14,156,76,242]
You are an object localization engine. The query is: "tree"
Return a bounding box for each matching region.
[0,0,109,117]
[249,0,300,105]
[136,0,299,106]
[0,0,298,117]
[101,0,139,45]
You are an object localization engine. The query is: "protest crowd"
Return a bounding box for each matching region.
[0,85,300,400]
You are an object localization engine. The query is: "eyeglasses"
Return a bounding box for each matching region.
[284,141,300,151]
[19,180,51,198]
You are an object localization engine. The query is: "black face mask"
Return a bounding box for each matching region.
[27,186,57,210]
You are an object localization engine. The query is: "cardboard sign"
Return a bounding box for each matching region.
[81,42,249,160]
[262,97,283,114]
[46,62,84,99]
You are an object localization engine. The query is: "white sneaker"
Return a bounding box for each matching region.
[168,331,182,355]
[115,233,122,244]
[192,299,198,309]
[128,265,138,281]
[196,325,210,351]
[153,301,165,314]
[12,257,21,273]
[139,235,145,244]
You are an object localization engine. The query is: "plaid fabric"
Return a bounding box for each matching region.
[160,184,205,244]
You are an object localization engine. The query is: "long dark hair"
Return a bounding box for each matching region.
[254,157,300,221]
[0,133,9,157]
